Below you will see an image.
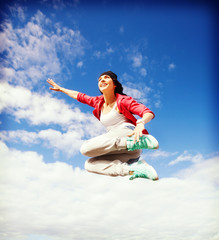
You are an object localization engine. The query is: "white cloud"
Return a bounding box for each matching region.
[169,150,204,166]
[126,48,147,70]
[0,10,87,88]
[93,47,114,59]
[123,81,151,105]
[123,86,142,99]
[93,50,101,58]
[0,141,218,240]
[0,129,83,158]
[120,72,134,82]
[106,47,114,54]
[168,63,176,71]
[126,49,149,81]
[0,130,39,145]
[131,52,143,68]
[0,82,87,126]
[176,156,219,185]
[0,20,60,87]
[77,61,83,68]
[9,5,26,22]
[154,99,161,108]
[142,149,178,159]
[140,67,147,77]
[38,129,83,158]
[0,82,105,151]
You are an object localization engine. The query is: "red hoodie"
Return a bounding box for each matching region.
[77,93,155,134]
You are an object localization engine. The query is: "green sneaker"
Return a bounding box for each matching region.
[129,160,159,181]
[127,134,159,151]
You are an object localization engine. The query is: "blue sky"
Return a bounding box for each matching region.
[0,1,218,240]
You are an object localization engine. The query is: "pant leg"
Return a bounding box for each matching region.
[84,149,141,177]
[80,125,134,158]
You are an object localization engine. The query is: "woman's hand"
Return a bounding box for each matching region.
[47,79,62,92]
[47,79,79,100]
[128,113,154,143]
[128,123,145,143]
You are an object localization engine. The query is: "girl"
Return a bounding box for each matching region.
[47,71,159,180]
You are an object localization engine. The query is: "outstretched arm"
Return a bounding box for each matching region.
[47,78,79,100]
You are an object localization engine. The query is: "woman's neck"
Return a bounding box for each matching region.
[103,92,117,105]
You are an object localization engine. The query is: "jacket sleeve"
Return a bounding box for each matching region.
[124,96,155,119]
[77,92,100,108]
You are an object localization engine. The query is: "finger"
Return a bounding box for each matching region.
[47,79,54,86]
[49,87,58,91]
[48,79,55,84]
[139,131,143,138]
[127,131,135,137]
[134,132,138,144]
[136,132,140,142]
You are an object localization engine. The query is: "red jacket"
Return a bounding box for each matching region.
[77,93,155,134]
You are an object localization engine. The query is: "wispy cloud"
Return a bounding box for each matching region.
[126,47,143,68]
[175,155,219,185]
[0,10,87,88]
[169,150,204,166]
[77,61,83,68]
[131,52,143,68]
[140,67,147,77]
[1,141,218,240]
[142,149,178,160]
[37,0,80,9]
[168,63,176,71]
[126,47,149,77]
[121,75,152,105]
[93,47,114,59]
[9,4,26,22]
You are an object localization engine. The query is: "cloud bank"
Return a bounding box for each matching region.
[0,141,218,240]
[0,82,104,157]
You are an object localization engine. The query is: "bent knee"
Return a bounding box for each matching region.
[84,159,95,173]
[80,142,92,156]
[80,143,87,156]
[84,159,90,171]
[80,142,96,157]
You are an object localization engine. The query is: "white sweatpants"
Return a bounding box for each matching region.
[80,125,141,176]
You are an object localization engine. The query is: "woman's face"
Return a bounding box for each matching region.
[98,75,115,94]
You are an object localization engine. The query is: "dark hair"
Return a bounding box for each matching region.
[99,71,126,96]
[112,79,126,95]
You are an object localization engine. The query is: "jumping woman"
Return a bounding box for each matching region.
[47,71,159,180]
